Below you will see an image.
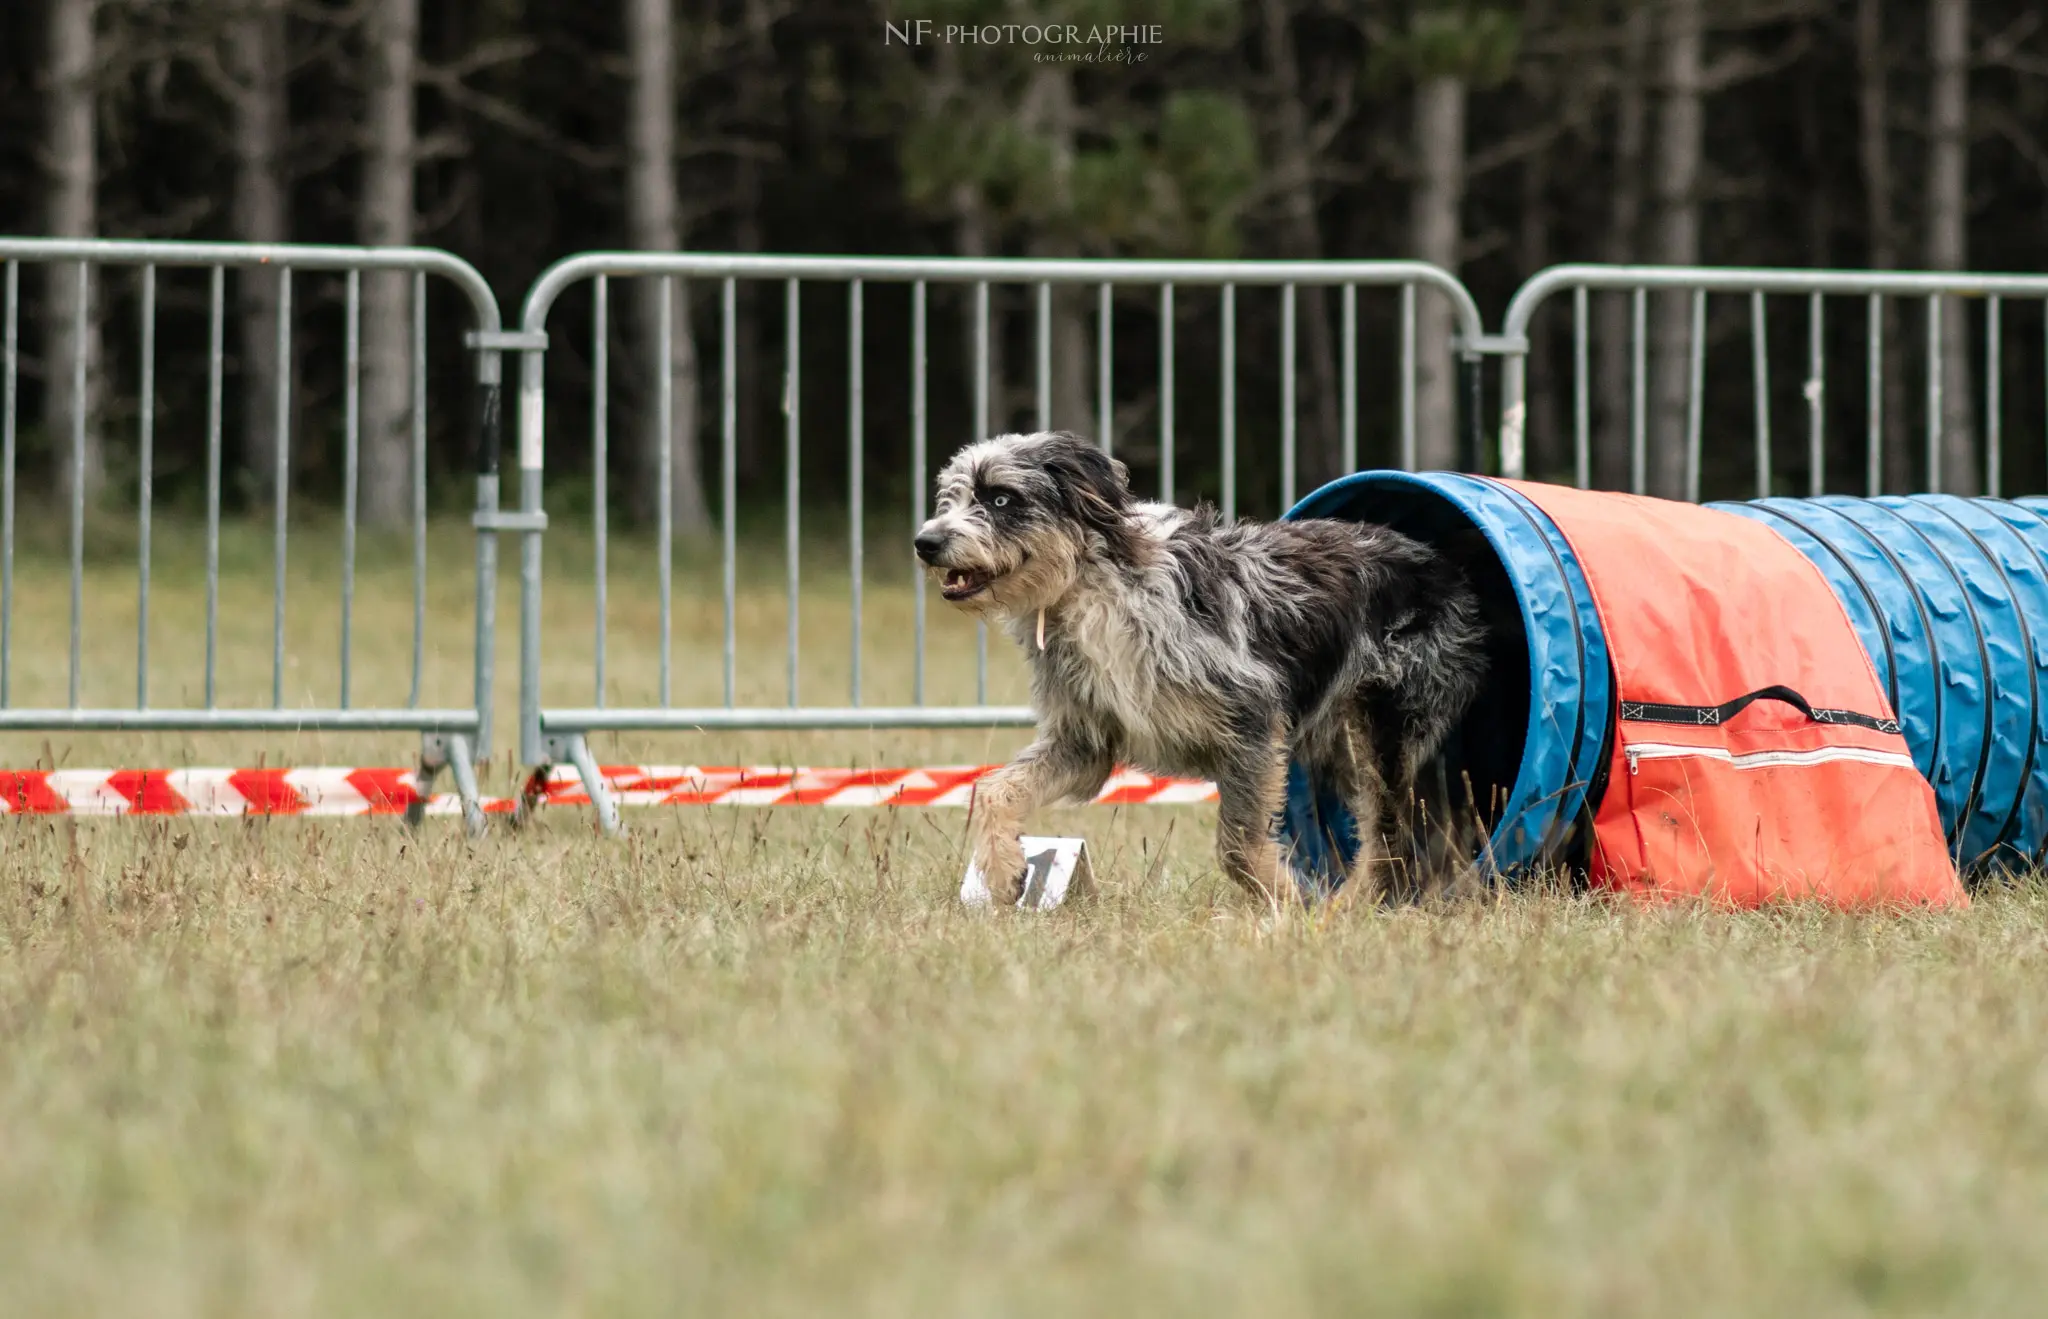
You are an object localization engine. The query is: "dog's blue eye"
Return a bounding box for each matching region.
[992,495,1011,508]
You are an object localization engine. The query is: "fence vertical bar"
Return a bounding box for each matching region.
[911,280,927,705]
[1399,284,1417,471]
[517,330,546,768]
[848,278,863,706]
[272,268,291,708]
[409,272,426,709]
[469,324,501,770]
[0,261,13,707]
[340,268,360,709]
[785,278,800,707]
[69,263,86,709]
[1926,295,1943,493]
[722,277,737,710]
[1630,286,1647,494]
[1221,283,1236,520]
[1159,284,1175,500]
[592,275,608,707]
[1341,284,1357,474]
[1459,347,1485,476]
[656,276,673,706]
[1097,282,1112,453]
[136,265,155,709]
[1572,286,1590,489]
[1986,296,2001,497]
[1806,292,1824,496]
[1867,293,1883,496]
[1685,289,1705,503]
[1751,290,1770,499]
[974,281,989,701]
[1036,282,1051,429]
[204,266,221,708]
[1281,282,1297,510]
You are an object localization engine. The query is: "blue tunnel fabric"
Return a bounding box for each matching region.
[1898,497,2042,864]
[1278,475,2048,886]
[1721,494,2048,870]
[1980,499,2048,863]
[1715,500,1951,823]
[1828,498,2001,860]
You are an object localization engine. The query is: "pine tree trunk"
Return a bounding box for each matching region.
[1927,0,1976,494]
[45,0,103,507]
[1023,66,1092,438]
[1856,0,1910,493]
[1519,122,1558,481]
[359,0,417,527]
[952,183,1005,435]
[625,0,710,533]
[1516,0,1558,481]
[1649,0,1702,500]
[1050,285,1090,436]
[729,0,775,489]
[1410,75,1467,471]
[924,39,1006,439]
[1595,2,1650,491]
[1259,0,1342,484]
[230,0,289,501]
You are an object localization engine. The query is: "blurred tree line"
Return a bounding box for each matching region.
[3,0,2047,531]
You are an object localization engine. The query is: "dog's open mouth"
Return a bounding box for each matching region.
[941,568,996,601]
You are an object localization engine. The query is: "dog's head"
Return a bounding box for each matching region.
[913,430,1138,617]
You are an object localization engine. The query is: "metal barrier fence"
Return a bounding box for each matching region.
[509,254,1487,832]
[0,238,518,831]
[1497,264,2048,499]
[14,243,2048,836]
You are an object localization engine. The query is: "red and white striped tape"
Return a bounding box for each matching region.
[0,768,507,817]
[524,764,1218,809]
[0,765,1216,816]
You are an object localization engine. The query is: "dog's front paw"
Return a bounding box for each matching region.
[973,833,1028,906]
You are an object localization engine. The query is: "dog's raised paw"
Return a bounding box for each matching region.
[973,835,1029,907]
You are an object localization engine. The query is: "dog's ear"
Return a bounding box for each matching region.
[1040,434,1138,554]
[1052,434,1129,493]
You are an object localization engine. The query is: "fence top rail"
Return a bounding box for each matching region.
[540,705,1040,733]
[1501,263,2048,338]
[0,708,482,733]
[0,236,503,334]
[518,251,1485,342]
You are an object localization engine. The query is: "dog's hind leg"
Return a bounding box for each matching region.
[1331,716,1390,905]
[1214,717,1296,905]
[969,735,1113,906]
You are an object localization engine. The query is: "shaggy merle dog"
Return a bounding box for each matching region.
[913,431,1487,905]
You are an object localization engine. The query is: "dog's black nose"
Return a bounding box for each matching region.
[913,529,946,563]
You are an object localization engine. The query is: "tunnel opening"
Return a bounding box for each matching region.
[1279,472,1612,892]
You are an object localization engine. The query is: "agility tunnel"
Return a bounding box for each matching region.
[1278,473,2048,902]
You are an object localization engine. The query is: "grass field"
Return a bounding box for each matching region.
[5,515,2048,1315]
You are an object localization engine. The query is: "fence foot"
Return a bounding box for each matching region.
[513,763,551,829]
[556,734,622,837]
[407,750,442,829]
[415,734,487,836]
[444,734,487,838]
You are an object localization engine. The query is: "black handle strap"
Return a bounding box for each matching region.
[1620,685,1901,735]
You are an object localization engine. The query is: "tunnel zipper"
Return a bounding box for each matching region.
[1625,743,1918,775]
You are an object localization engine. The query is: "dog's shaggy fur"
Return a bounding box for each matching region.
[914,430,1488,905]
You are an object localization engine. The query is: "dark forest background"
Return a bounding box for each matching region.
[4,0,2048,528]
